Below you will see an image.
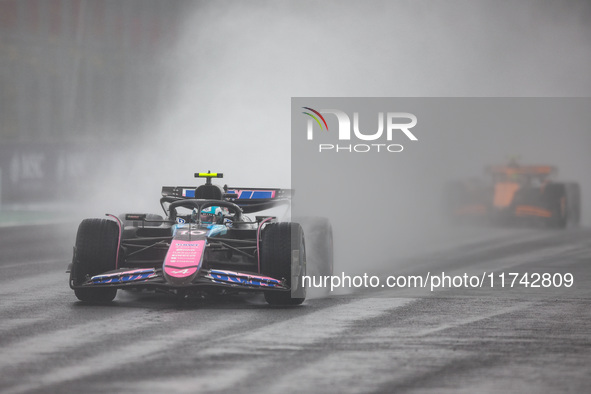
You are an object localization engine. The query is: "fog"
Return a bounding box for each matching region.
[2,0,591,273]
[140,0,591,190]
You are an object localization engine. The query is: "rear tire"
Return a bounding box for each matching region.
[261,222,306,306]
[71,219,119,303]
[296,217,333,278]
[565,183,581,226]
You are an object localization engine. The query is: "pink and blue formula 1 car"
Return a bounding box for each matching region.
[67,172,324,306]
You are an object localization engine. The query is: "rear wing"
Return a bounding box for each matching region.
[161,186,204,199]
[226,187,292,213]
[161,186,292,213]
[487,165,556,177]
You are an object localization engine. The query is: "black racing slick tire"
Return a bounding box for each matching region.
[70,219,119,303]
[261,222,306,306]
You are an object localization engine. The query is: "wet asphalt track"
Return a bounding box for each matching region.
[1,224,590,394]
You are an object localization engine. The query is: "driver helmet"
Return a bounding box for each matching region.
[200,206,223,225]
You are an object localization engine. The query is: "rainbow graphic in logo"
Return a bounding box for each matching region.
[302,107,329,131]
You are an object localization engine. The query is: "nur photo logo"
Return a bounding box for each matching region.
[301,107,418,153]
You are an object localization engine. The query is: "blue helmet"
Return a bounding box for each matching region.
[200,206,223,225]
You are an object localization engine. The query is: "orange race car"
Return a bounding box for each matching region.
[444,161,581,228]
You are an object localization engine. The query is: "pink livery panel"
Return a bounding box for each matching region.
[163,240,205,281]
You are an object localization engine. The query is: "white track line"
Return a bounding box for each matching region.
[410,302,533,337]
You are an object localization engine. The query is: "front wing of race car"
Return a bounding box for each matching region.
[71,267,289,292]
